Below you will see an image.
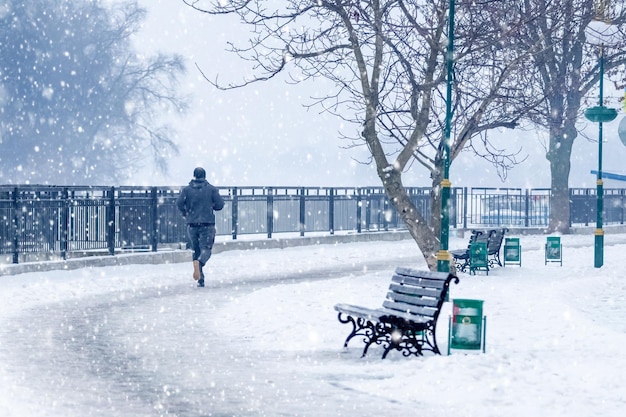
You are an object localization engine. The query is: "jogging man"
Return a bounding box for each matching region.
[176,167,224,287]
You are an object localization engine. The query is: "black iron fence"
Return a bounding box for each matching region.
[1,185,624,263]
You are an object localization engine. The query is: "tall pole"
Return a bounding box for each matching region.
[437,0,455,273]
[585,1,618,267]
[594,46,605,268]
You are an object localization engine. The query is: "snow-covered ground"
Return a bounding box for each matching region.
[1,232,625,416]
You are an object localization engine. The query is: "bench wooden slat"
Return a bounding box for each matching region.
[382,300,437,317]
[450,249,469,259]
[385,291,440,308]
[394,267,451,281]
[390,274,446,289]
[333,303,386,320]
[388,283,441,298]
[334,303,436,323]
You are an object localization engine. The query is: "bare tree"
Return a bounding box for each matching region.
[0,1,187,184]
[514,0,626,233]
[184,0,541,270]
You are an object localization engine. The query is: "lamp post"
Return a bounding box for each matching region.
[584,17,619,268]
[437,0,455,273]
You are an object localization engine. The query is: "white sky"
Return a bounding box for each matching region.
[1,232,625,416]
[130,0,626,190]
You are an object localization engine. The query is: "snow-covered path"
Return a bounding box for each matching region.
[1,233,626,416]
[0,242,419,416]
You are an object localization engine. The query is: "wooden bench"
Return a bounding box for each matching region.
[334,267,459,359]
[451,230,488,272]
[451,229,507,272]
[486,228,507,267]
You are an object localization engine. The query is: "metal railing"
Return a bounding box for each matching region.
[1,185,624,263]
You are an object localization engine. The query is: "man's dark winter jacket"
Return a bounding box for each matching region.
[176,179,225,225]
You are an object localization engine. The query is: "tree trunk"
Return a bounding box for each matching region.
[379,167,440,271]
[546,124,576,234]
[548,157,571,233]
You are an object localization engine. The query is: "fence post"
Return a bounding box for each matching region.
[383,198,389,231]
[232,187,238,240]
[356,188,362,233]
[461,187,467,229]
[524,189,530,228]
[151,187,158,252]
[619,189,624,224]
[60,188,69,260]
[365,190,371,231]
[449,187,456,229]
[585,189,598,226]
[11,187,19,264]
[568,189,573,227]
[107,187,116,255]
[329,187,335,235]
[267,187,273,239]
[299,187,305,236]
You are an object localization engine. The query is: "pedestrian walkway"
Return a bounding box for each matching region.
[1,234,626,416]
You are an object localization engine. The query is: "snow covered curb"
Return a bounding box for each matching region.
[4,224,626,276]
[0,230,412,276]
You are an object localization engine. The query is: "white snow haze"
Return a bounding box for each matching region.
[3,2,626,416]
[130,0,626,190]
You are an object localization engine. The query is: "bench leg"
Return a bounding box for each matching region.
[337,313,380,355]
[337,313,363,347]
[427,328,440,355]
[380,327,422,359]
[381,327,440,359]
[455,258,469,272]
[488,254,502,269]
[381,327,401,359]
[361,322,387,357]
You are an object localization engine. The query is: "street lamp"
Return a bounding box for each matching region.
[437,0,455,273]
[584,16,619,268]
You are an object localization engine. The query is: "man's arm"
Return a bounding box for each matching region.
[212,187,225,211]
[176,189,187,216]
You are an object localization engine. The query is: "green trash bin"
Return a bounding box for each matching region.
[545,236,562,266]
[469,241,489,275]
[448,299,486,353]
[503,237,521,267]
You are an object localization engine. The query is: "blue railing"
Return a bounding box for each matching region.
[1,185,624,263]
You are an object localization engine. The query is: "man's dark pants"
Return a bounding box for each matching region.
[188,224,217,280]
